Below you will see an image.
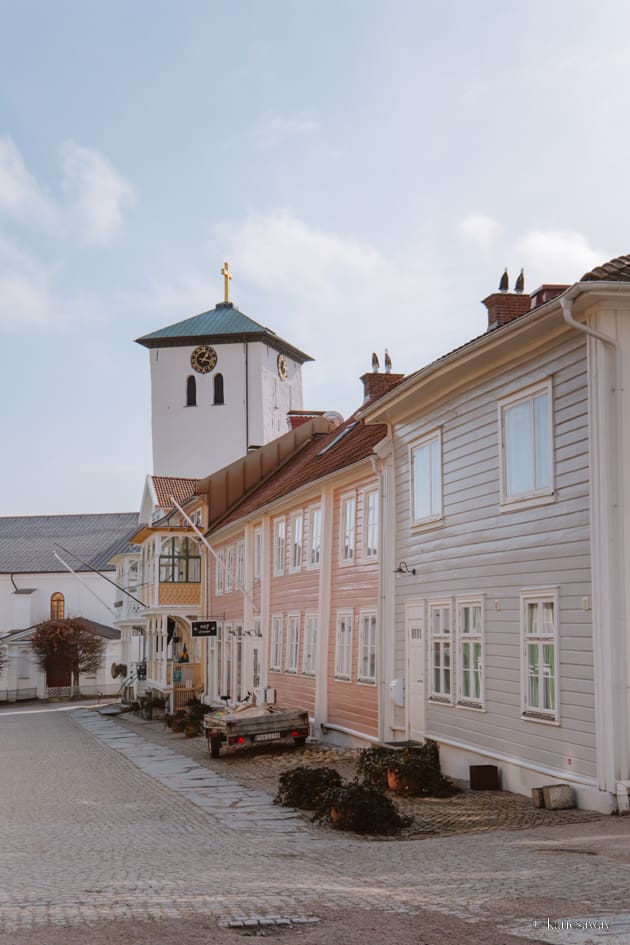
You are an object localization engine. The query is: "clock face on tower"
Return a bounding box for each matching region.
[190,345,217,374]
[277,353,288,381]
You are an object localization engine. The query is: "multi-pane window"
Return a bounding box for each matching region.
[236,540,245,589]
[335,611,353,679]
[224,630,232,698]
[286,614,300,672]
[500,381,553,503]
[411,431,442,525]
[225,546,234,593]
[215,626,222,695]
[303,614,318,675]
[364,490,379,559]
[273,518,286,575]
[254,528,263,581]
[290,512,303,571]
[309,507,322,567]
[429,601,452,699]
[252,625,261,689]
[159,537,201,583]
[271,616,283,671]
[359,612,377,683]
[457,601,483,705]
[522,590,558,719]
[340,494,356,562]
[215,550,224,595]
[50,592,65,620]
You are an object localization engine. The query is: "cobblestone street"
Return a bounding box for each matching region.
[2,702,630,945]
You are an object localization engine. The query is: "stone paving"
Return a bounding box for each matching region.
[114,710,604,838]
[2,701,630,945]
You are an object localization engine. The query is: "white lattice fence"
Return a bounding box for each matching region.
[46,686,72,698]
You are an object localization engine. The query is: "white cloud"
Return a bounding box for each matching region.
[457,213,502,257]
[212,211,450,412]
[0,136,54,221]
[513,229,608,287]
[253,113,321,150]
[60,141,135,245]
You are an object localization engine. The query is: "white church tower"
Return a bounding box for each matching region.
[136,263,313,478]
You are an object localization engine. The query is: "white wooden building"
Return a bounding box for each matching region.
[0,513,138,701]
[362,256,630,813]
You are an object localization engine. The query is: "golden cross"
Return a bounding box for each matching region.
[221,261,232,303]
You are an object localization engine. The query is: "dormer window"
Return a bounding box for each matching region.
[186,376,197,406]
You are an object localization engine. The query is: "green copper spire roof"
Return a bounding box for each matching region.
[135,301,313,363]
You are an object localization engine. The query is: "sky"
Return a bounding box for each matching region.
[1,0,629,515]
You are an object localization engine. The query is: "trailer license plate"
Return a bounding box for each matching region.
[254,732,281,742]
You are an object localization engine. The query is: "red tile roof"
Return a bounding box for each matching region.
[581,253,630,283]
[151,476,199,508]
[209,412,388,532]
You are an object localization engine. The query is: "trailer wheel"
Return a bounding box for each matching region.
[293,735,307,748]
[210,737,222,758]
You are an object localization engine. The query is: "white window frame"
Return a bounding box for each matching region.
[334,610,353,680]
[429,599,453,702]
[520,587,560,722]
[215,550,224,595]
[223,624,233,697]
[225,545,234,593]
[289,512,303,572]
[302,613,318,676]
[308,506,322,569]
[254,527,263,581]
[358,610,377,684]
[339,492,356,564]
[285,613,300,673]
[236,540,245,589]
[273,517,286,576]
[252,618,262,689]
[410,429,443,528]
[499,378,554,509]
[270,615,283,671]
[363,488,379,560]
[456,597,484,708]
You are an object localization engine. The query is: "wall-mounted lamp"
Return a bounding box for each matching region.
[394,561,416,576]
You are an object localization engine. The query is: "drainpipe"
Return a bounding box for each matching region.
[370,453,386,744]
[560,287,629,812]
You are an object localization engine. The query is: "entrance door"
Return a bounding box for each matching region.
[406,601,426,741]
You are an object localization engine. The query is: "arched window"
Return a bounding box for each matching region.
[159,537,201,583]
[50,592,65,620]
[213,373,224,405]
[186,375,197,406]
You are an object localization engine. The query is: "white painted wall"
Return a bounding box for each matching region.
[386,330,599,798]
[150,340,304,477]
[0,571,117,634]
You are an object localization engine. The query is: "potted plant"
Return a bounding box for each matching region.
[319,779,409,834]
[357,745,399,788]
[386,741,459,797]
[274,766,343,811]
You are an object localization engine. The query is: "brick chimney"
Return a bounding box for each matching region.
[483,291,532,331]
[361,372,405,404]
[287,410,325,430]
[529,284,569,310]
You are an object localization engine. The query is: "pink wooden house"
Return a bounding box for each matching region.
[198,371,403,745]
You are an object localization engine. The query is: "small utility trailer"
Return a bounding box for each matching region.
[203,703,309,758]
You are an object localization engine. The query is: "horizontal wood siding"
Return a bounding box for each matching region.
[327,475,379,737]
[392,333,596,779]
[268,498,321,715]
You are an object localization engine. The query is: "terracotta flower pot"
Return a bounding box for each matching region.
[387,769,420,796]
